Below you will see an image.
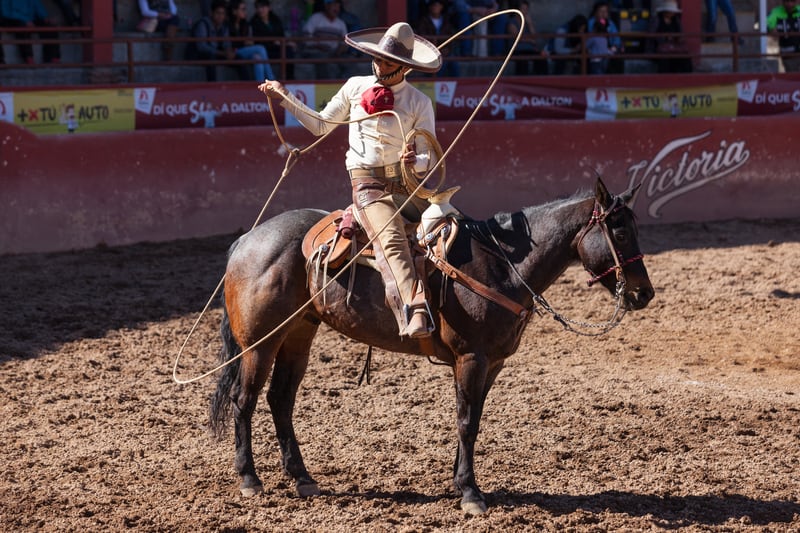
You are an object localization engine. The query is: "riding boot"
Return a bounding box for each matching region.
[402,279,434,338]
[405,307,432,338]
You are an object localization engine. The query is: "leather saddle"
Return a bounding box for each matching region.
[301,206,459,275]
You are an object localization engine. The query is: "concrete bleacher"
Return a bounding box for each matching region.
[1,32,89,85]
[695,11,781,73]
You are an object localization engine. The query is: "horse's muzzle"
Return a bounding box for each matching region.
[625,284,655,310]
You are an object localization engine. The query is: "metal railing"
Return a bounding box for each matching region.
[0,27,793,84]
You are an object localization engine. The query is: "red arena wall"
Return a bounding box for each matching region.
[1,115,798,255]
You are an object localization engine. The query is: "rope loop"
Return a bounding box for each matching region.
[402,128,445,199]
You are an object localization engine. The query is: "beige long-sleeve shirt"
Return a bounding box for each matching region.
[280,75,435,171]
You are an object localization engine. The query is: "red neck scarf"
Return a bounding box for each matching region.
[360,85,394,114]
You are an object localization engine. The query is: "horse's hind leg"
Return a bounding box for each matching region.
[267,318,320,498]
[232,346,278,497]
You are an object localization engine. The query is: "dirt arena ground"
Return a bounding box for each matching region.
[1,216,798,532]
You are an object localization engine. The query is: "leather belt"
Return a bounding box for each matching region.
[349,163,402,179]
[350,164,407,196]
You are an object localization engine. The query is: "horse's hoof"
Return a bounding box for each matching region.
[461,499,488,516]
[296,481,320,498]
[240,484,264,497]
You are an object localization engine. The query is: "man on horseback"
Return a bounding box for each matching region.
[258,22,442,338]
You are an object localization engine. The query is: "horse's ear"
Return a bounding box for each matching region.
[622,182,643,208]
[595,177,612,208]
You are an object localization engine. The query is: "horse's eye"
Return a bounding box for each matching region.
[613,229,628,243]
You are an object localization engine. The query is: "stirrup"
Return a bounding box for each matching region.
[403,302,435,338]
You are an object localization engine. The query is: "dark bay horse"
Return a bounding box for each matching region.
[209,178,654,515]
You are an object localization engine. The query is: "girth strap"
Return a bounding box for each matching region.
[425,251,530,320]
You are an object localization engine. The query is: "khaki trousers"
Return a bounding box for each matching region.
[354,193,426,333]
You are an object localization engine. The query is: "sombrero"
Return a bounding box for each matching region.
[655,0,682,13]
[345,22,442,73]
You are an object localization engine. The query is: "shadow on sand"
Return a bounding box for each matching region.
[640,217,800,255]
[0,233,239,360]
[338,487,799,526]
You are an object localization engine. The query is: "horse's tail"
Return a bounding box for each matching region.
[208,288,241,440]
[209,239,243,440]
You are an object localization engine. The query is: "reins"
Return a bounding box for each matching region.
[172,10,527,385]
[484,197,642,337]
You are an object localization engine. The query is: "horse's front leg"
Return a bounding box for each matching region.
[451,352,502,515]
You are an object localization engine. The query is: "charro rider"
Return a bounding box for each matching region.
[258,22,442,338]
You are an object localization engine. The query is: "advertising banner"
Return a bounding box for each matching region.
[10,89,135,134]
[586,84,739,120]
[434,80,586,120]
[133,84,275,129]
[0,93,13,124]
[283,83,317,128]
[735,78,800,116]
[5,75,800,136]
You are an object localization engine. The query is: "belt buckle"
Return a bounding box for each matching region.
[384,164,399,178]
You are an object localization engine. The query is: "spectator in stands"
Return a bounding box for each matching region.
[191,0,234,81]
[408,0,422,31]
[649,0,692,73]
[228,0,275,81]
[301,0,349,79]
[338,0,364,64]
[251,0,295,80]
[588,1,623,73]
[506,0,547,75]
[414,0,460,77]
[704,0,740,43]
[767,0,800,72]
[586,15,610,74]
[451,0,508,57]
[0,0,61,64]
[549,14,587,75]
[54,0,79,26]
[137,0,180,60]
[339,0,362,33]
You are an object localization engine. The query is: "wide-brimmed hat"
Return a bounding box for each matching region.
[345,22,442,73]
[655,0,682,13]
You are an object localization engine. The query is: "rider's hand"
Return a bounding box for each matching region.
[400,143,417,166]
[259,80,286,101]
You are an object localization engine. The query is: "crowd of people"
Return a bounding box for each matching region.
[3,1,800,77]
[409,0,689,76]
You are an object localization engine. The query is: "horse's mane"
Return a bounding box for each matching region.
[494,189,592,225]
[459,189,594,248]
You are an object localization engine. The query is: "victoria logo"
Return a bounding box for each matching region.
[626,130,750,218]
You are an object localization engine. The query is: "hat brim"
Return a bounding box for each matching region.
[345,28,442,73]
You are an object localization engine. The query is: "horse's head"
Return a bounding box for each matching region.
[576,178,654,311]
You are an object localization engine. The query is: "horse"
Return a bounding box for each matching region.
[208,178,654,515]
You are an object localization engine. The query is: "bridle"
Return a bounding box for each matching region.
[576,197,645,289]
[475,194,645,337]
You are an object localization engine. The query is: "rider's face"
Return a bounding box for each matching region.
[373,57,401,78]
